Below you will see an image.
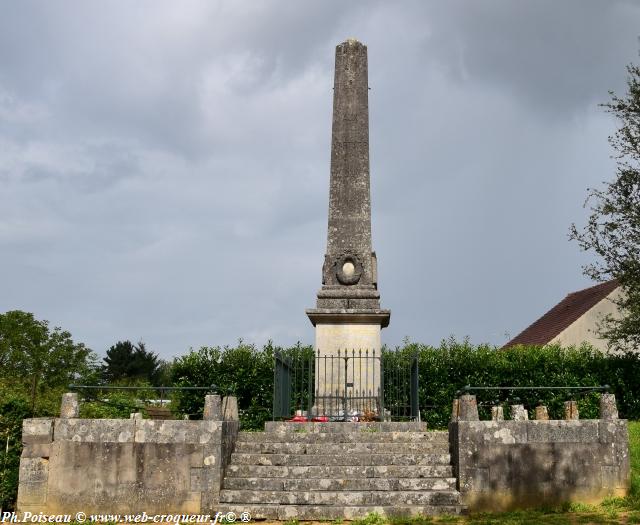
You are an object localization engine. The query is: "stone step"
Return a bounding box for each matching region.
[234,441,448,454]
[237,430,448,443]
[225,464,454,478]
[223,476,457,491]
[220,489,461,506]
[230,452,452,466]
[264,421,428,433]
[217,504,467,521]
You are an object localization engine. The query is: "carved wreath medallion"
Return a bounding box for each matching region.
[334,251,363,285]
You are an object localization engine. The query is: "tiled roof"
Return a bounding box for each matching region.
[503,279,619,348]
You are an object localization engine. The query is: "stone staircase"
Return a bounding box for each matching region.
[218,422,466,520]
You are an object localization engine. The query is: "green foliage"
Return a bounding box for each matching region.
[78,386,158,419]
[102,340,166,386]
[387,339,640,429]
[0,311,97,510]
[170,341,293,429]
[351,513,387,525]
[570,63,640,351]
[169,338,640,430]
[0,310,97,413]
[0,390,30,511]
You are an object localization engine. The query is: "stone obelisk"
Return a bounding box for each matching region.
[306,39,390,416]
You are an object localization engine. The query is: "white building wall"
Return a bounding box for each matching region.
[550,287,624,353]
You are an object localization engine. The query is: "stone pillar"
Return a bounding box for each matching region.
[535,405,550,421]
[451,398,460,422]
[60,393,79,418]
[17,419,54,513]
[222,396,238,421]
[491,406,504,421]
[600,393,618,420]
[564,400,579,420]
[458,395,479,421]
[511,404,528,421]
[204,394,222,420]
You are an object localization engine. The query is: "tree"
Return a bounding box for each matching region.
[102,340,164,385]
[0,310,96,413]
[570,63,640,351]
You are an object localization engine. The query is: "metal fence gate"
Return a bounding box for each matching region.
[272,349,419,421]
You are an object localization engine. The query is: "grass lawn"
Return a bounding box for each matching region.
[337,421,640,525]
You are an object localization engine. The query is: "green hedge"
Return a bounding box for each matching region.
[170,340,640,430]
[410,339,640,428]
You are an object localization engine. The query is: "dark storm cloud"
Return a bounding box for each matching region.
[1,1,639,357]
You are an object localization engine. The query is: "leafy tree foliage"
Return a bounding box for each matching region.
[0,310,95,413]
[0,311,95,510]
[0,392,30,511]
[570,64,640,351]
[102,340,165,385]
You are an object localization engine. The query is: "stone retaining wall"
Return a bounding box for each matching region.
[449,394,630,511]
[17,394,239,514]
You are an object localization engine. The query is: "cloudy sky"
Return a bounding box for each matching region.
[1,1,639,359]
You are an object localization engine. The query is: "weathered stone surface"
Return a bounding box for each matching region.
[219,421,463,517]
[18,411,239,515]
[451,398,460,421]
[306,38,390,330]
[22,418,53,445]
[491,406,504,421]
[134,419,221,444]
[54,418,136,443]
[600,393,618,420]
[237,429,445,443]
[510,404,528,421]
[222,396,238,421]
[19,457,49,483]
[234,441,447,455]
[458,395,479,421]
[223,476,456,492]
[535,405,550,420]
[264,421,427,433]
[564,400,579,420]
[224,463,453,479]
[451,418,630,512]
[220,489,461,506]
[203,394,222,420]
[599,419,629,445]
[21,443,51,459]
[229,452,451,467]
[59,393,79,418]
[217,504,466,521]
[527,420,599,443]
[458,421,528,445]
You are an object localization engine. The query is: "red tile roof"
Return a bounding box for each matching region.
[503,279,619,348]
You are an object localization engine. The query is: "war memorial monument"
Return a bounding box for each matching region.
[16,39,630,521]
[305,38,389,418]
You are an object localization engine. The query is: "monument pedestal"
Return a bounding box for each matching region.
[307,309,390,418]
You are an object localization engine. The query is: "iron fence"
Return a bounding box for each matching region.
[272,348,419,421]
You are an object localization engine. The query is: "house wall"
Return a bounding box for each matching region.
[551,288,623,352]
